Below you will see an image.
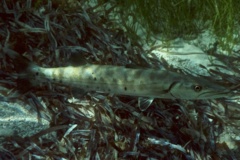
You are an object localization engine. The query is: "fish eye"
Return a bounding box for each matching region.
[194,85,202,92]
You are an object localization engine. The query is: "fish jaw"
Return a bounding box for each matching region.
[169,77,231,99]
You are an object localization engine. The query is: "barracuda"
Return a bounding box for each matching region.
[29,63,230,99]
[5,49,230,99]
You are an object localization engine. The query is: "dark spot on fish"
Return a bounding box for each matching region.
[106,70,114,75]
[134,70,143,79]
[94,77,97,81]
[149,72,156,80]
[124,87,127,91]
[35,72,39,76]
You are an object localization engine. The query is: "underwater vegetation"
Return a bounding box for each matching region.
[1,0,240,159]
[94,0,240,53]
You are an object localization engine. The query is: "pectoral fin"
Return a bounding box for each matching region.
[138,97,154,111]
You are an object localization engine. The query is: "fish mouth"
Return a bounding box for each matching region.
[197,90,232,99]
[199,78,240,99]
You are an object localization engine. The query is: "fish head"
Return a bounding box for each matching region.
[168,76,230,99]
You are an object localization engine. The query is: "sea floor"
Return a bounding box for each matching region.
[0,1,240,159]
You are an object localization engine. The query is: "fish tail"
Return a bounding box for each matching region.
[3,48,38,75]
[2,48,40,93]
[3,48,40,91]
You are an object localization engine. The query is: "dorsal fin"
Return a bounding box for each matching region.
[67,53,88,66]
[125,64,148,69]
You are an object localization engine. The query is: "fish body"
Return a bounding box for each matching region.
[30,64,230,99]
[34,65,175,98]
[4,49,230,99]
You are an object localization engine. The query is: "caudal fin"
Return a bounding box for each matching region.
[3,47,32,73]
[2,47,39,91]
